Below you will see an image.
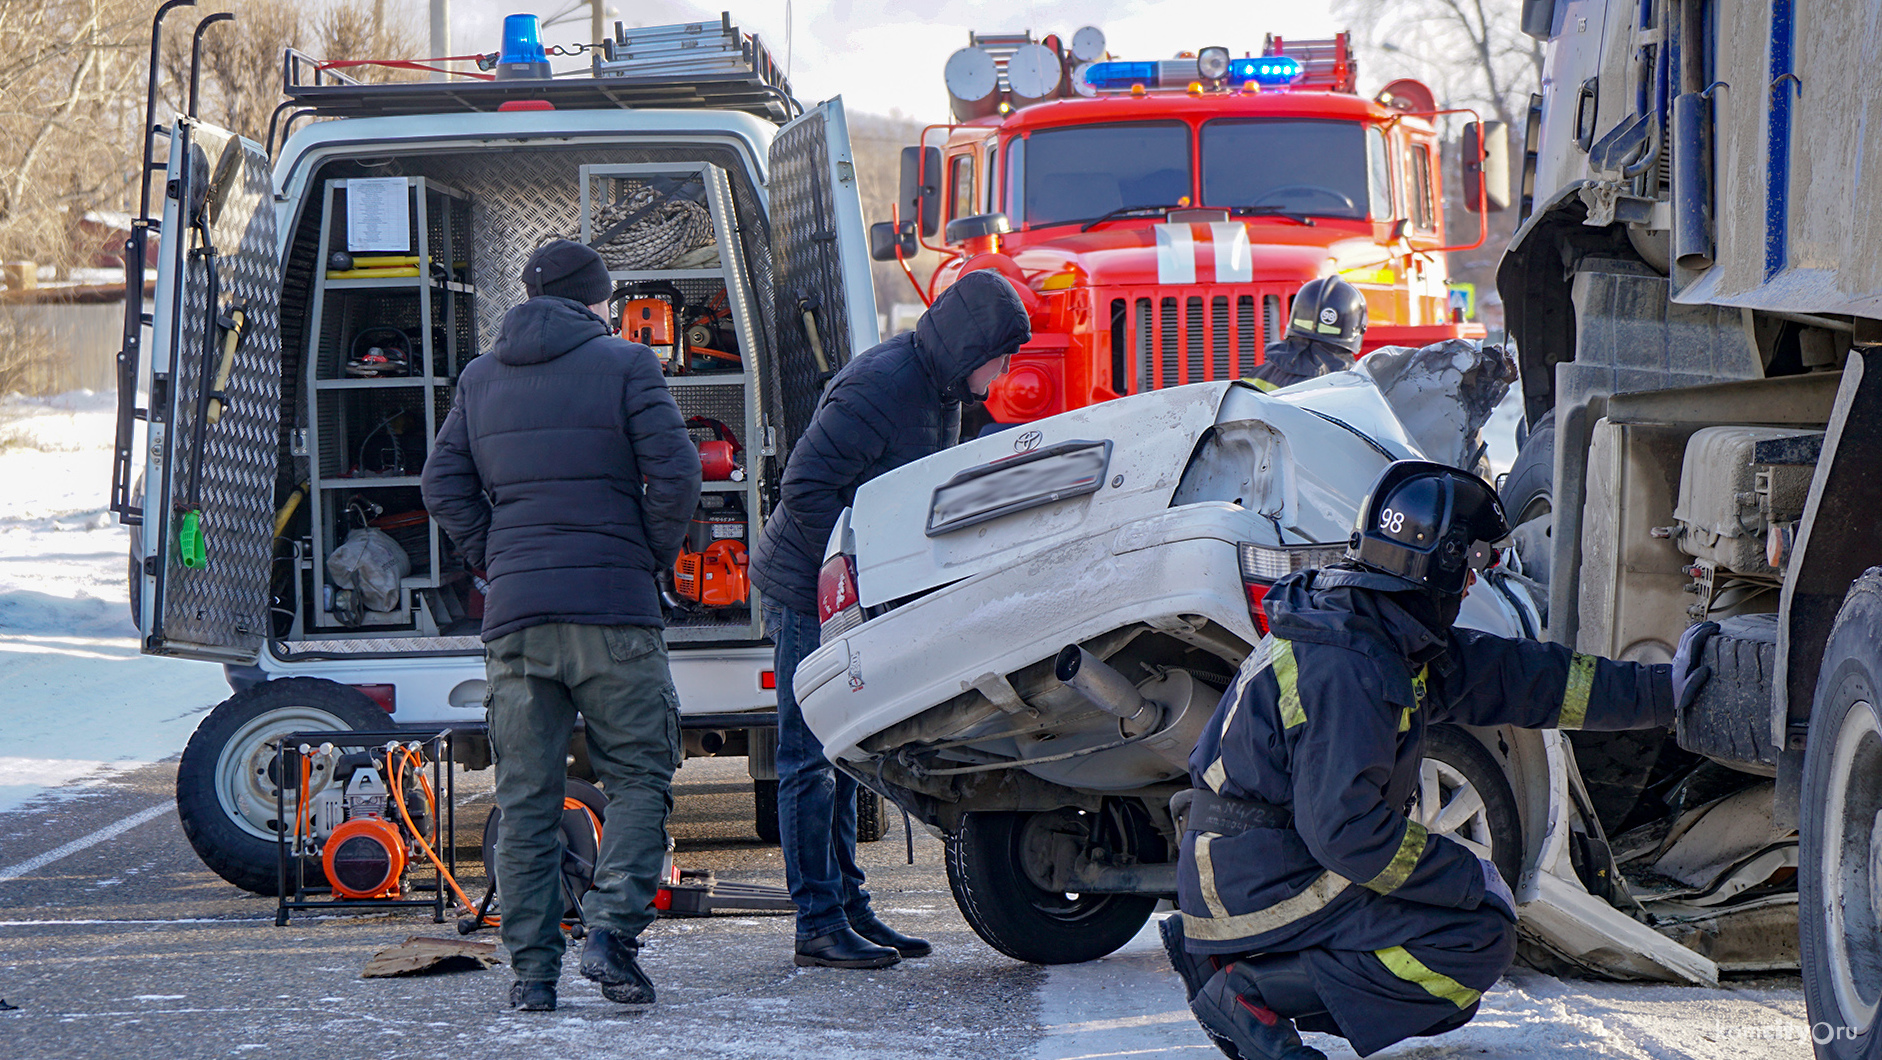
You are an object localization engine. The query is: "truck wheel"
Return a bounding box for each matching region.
[945,808,1160,964]
[753,779,779,844]
[1418,725,1523,889]
[1500,410,1554,526]
[175,678,384,894]
[857,789,888,843]
[1799,569,1882,1060]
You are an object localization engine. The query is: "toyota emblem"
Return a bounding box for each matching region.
[1014,430,1044,453]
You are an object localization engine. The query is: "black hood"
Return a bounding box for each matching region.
[914,270,1031,400]
[492,296,612,366]
[1263,566,1449,664]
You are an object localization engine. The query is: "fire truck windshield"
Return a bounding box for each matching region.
[1010,121,1190,228]
[1201,118,1383,220]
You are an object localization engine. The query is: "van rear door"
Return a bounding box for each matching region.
[135,120,283,662]
[766,97,881,447]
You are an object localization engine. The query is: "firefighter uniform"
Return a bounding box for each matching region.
[1176,569,1675,1056]
[1246,334,1355,391]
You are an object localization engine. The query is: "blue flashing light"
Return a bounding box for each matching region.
[1228,56,1304,87]
[1078,60,1161,92]
[496,13,552,80]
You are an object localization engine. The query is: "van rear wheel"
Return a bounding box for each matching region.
[175,678,385,894]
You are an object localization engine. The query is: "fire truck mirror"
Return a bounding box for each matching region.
[870,220,919,262]
[1461,121,1512,214]
[900,146,943,237]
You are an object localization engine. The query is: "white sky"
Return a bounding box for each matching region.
[420,1,1344,120]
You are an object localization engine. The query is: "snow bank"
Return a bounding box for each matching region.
[0,392,231,815]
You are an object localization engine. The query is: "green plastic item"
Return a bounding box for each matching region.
[177,510,207,569]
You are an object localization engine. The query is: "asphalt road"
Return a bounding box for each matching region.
[0,755,1046,1060]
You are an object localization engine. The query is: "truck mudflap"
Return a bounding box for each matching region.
[138,120,283,663]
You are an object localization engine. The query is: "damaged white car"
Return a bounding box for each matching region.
[796,341,1792,985]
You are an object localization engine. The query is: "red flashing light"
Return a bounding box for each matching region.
[497,100,555,111]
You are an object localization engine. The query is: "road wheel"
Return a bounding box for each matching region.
[1800,570,1882,1060]
[857,788,888,843]
[1500,411,1555,526]
[753,779,779,844]
[175,678,384,894]
[945,805,1160,964]
[1417,725,1524,889]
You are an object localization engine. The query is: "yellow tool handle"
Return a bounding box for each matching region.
[325,266,421,279]
[348,254,421,267]
[205,307,247,425]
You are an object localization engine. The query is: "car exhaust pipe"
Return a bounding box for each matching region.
[683,730,728,757]
[1053,645,1152,724]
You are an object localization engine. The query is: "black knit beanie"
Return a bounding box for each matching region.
[522,239,612,305]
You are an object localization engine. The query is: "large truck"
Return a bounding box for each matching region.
[114,11,888,895]
[1502,0,1882,1051]
[869,29,1501,424]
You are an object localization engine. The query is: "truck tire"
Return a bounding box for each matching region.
[945,808,1160,964]
[1799,569,1882,1060]
[1500,410,1555,526]
[753,779,779,844]
[1418,725,1523,889]
[857,789,888,843]
[176,678,385,895]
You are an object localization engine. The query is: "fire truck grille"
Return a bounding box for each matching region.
[1110,290,1287,393]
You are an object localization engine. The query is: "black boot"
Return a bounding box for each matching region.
[579,927,656,1006]
[508,979,556,1012]
[1159,914,1221,1003]
[794,927,901,969]
[1188,965,1327,1060]
[852,915,932,958]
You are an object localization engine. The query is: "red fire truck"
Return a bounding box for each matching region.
[871,31,1509,423]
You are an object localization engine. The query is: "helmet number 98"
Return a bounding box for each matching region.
[1379,508,1407,534]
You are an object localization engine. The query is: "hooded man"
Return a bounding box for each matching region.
[423,239,702,1013]
[750,269,1032,969]
[1248,276,1367,392]
[1160,460,1717,1059]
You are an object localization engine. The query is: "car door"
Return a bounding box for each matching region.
[766,97,882,449]
[133,119,283,662]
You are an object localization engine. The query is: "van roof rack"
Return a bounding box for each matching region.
[280,13,799,129]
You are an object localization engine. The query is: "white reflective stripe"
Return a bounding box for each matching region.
[1182,869,1354,942]
[1216,640,1272,745]
[1203,758,1228,793]
[1194,832,1230,916]
[1210,222,1252,283]
[1155,223,1197,284]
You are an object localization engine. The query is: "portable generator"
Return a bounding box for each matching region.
[688,492,746,551]
[674,539,749,609]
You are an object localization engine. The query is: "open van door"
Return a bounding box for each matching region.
[767,97,881,447]
[136,119,283,662]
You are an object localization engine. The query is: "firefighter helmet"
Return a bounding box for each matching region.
[1348,461,1511,596]
[1286,276,1368,354]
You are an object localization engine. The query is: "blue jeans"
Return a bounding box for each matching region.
[766,603,872,941]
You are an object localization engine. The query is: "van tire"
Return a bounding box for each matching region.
[176,678,385,895]
[754,779,779,843]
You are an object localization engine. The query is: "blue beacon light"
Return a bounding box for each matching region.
[495,13,552,80]
[1227,56,1304,87]
[1078,60,1162,91]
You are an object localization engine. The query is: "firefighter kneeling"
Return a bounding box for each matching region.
[1161,461,1718,1059]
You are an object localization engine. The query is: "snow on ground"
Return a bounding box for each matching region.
[0,392,230,814]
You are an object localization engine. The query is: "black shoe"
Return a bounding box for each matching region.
[1160,914,1220,1003]
[508,979,556,1012]
[579,927,656,1006]
[852,916,932,958]
[793,927,901,969]
[1189,967,1326,1060]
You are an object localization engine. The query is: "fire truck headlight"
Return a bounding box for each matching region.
[1000,365,1056,418]
[1197,47,1230,81]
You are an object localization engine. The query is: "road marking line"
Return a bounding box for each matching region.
[0,803,173,882]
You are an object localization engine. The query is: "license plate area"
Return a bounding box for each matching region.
[925,440,1112,537]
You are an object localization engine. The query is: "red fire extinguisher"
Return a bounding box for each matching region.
[687,417,744,482]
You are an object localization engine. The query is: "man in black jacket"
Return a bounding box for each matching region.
[1248,276,1367,392]
[1160,461,1716,1059]
[422,240,701,1013]
[750,270,1031,968]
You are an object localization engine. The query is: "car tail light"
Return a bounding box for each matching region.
[353,683,396,713]
[1236,541,1349,638]
[817,553,866,639]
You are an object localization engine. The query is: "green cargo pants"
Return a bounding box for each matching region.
[485,622,680,983]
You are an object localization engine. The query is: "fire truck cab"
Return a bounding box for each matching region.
[874,31,1510,424]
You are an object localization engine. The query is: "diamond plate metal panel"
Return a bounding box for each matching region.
[155,130,283,659]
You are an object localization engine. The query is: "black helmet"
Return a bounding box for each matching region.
[1347,461,1511,596]
[1287,276,1368,354]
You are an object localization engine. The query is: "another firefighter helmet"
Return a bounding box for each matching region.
[1286,276,1368,354]
[1348,461,1511,596]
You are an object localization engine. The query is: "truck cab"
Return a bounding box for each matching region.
[874,31,1507,423]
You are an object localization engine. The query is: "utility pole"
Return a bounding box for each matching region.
[430,0,450,81]
[591,1,606,47]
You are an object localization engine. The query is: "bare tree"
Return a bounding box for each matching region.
[1333,0,1541,129]
[848,111,940,328]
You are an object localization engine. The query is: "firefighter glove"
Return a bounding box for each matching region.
[1670,620,1721,712]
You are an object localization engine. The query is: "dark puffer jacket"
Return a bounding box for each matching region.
[751,271,1031,614]
[422,296,702,641]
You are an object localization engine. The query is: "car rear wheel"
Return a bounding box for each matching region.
[175,678,385,894]
[945,805,1161,964]
[1800,570,1882,1060]
[753,779,780,844]
[1417,725,1523,890]
[856,788,888,843]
